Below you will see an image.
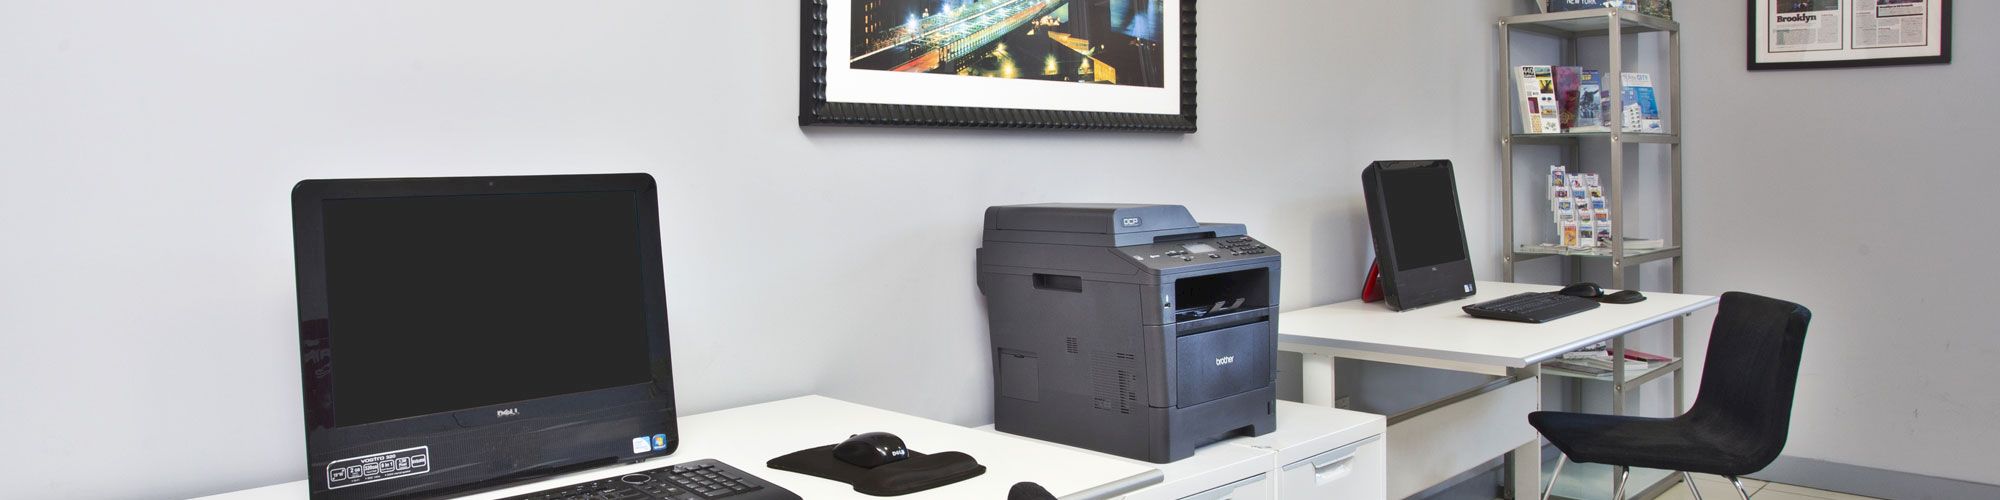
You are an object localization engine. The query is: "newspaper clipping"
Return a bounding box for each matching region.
[1854,0,1928,49]
[1771,0,1842,52]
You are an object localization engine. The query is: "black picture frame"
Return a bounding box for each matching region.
[800,0,1197,132]
[1748,0,1951,71]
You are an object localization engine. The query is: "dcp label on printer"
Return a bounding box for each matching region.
[327,446,430,490]
[1121,217,1142,227]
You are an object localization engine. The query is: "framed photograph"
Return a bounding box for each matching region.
[1750,0,1951,70]
[801,0,1196,132]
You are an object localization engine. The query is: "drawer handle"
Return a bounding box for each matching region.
[1313,454,1356,485]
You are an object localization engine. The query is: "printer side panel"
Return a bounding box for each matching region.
[982,268,1166,461]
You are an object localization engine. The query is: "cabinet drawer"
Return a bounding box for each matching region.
[1175,473,1271,500]
[1274,435,1386,499]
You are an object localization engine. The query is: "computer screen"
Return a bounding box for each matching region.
[1378,165,1469,271]
[321,191,652,427]
[294,174,677,499]
[1361,160,1475,311]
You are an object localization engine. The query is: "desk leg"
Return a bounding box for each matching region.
[1300,353,1336,407]
[1506,438,1542,500]
[1505,369,1543,500]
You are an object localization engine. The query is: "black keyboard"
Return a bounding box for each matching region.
[501,459,800,500]
[1462,292,1600,323]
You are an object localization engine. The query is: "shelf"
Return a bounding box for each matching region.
[1543,458,1682,500]
[1511,244,1681,265]
[1503,8,1678,37]
[1510,132,1679,144]
[1544,359,1683,391]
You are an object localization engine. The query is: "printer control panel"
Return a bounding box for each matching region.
[1127,236,1271,265]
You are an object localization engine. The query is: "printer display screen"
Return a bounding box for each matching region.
[1182,243,1217,253]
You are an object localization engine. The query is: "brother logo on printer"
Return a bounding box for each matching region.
[1121,217,1142,227]
[495,408,520,418]
[1215,356,1235,366]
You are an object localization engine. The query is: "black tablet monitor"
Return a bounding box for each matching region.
[292,174,677,499]
[1361,160,1476,310]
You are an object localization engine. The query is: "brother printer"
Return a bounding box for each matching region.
[977,204,1278,463]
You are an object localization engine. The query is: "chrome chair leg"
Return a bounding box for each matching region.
[1727,476,1752,500]
[1679,471,1705,500]
[1542,454,1566,500]
[1612,466,1630,499]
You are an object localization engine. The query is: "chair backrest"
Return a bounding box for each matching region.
[1684,291,1812,468]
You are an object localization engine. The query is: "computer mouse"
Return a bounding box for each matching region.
[1600,289,1647,304]
[1008,482,1058,500]
[1558,282,1604,298]
[834,431,909,468]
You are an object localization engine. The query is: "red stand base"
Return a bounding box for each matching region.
[1361,261,1384,303]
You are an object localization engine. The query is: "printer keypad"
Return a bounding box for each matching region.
[1215,238,1268,255]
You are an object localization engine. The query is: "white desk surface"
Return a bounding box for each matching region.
[195,395,1160,500]
[1279,281,1717,369]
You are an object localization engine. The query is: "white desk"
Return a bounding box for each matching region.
[196,395,1161,500]
[1278,281,1716,499]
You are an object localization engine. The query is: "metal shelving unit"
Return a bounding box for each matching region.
[1498,7,1685,500]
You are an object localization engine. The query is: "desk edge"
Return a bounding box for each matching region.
[1061,469,1165,500]
[1280,295,1721,370]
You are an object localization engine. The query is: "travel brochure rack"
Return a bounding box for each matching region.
[1499,8,1684,500]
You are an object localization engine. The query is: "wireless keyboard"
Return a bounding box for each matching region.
[500,458,800,500]
[1462,292,1599,323]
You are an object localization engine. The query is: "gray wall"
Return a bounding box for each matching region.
[1670,0,2000,488]
[0,1,1520,498]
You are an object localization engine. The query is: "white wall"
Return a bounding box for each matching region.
[0,1,1523,498]
[1673,1,2000,487]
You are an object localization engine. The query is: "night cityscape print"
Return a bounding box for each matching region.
[849,0,1168,88]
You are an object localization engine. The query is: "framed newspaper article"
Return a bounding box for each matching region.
[1750,0,1951,70]
[800,0,1197,132]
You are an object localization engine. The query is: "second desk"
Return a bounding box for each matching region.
[1278,281,1717,499]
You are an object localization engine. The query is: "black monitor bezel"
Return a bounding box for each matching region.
[1361,160,1477,311]
[291,173,677,498]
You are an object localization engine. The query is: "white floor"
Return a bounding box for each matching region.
[1651,474,1881,500]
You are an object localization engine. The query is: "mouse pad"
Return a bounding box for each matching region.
[767,444,986,496]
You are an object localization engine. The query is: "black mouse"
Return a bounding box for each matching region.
[1008,482,1058,500]
[1558,282,1604,298]
[834,431,909,468]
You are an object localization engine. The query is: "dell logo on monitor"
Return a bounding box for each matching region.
[496,408,520,418]
[1215,356,1235,366]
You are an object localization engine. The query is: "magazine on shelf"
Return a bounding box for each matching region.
[1573,70,1610,132]
[1621,73,1661,133]
[1517,66,1559,134]
[1555,66,1582,131]
[1545,0,1618,12]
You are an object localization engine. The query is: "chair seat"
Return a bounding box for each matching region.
[1528,411,1768,476]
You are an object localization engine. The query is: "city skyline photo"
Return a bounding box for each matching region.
[848,0,1167,89]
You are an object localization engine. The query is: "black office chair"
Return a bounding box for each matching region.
[1530,292,1811,500]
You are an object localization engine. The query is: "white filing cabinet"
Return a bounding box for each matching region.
[1226,401,1387,499]
[982,401,1385,499]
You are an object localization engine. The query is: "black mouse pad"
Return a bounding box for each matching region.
[767,444,986,496]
